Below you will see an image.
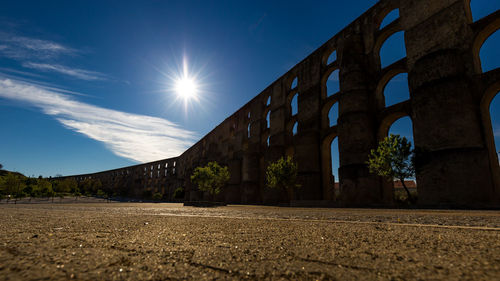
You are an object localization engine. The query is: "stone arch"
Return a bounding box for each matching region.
[289,76,298,90]
[328,103,339,127]
[472,18,500,73]
[480,81,500,192]
[264,109,271,129]
[321,133,339,201]
[321,67,340,99]
[383,73,410,107]
[374,9,405,69]
[292,121,298,136]
[378,111,412,141]
[377,31,406,69]
[262,131,270,148]
[375,4,400,30]
[321,66,340,99]
[388,116,415,147]
[322,48,337,66]
[321,93,340,129]
[375,65,407,109]
[480,29,500,73]
[379,8,399,30]
[290,92,299,116]
[379,115,417,200]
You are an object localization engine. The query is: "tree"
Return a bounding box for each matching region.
[190,161,230,196]
[96,189,107,198]
[0,172,26,202]
[367,134,416,203]
[37,178,53,197]
[54,178,77,195]
[266,156,300,191]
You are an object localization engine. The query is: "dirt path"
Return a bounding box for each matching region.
[1,203,499,280]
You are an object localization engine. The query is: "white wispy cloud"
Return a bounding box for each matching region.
[23,62,107,81]
[0,33,107,82]
[0,33,75,60]
[0,77,198,162]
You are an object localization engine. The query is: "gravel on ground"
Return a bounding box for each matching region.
[0,203,499,280]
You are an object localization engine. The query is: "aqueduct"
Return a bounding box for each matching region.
[66,0,500,207]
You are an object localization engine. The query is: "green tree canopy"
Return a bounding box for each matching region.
[190,161,230,195]
[0,172,26,197]
[53,178,78,194]
[367,134,415,203]
[37,178,53,197]
[266,156,300,190]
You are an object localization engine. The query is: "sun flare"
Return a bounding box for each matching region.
[175,77,197,100]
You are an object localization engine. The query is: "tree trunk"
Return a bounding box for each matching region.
[400,179,415,204]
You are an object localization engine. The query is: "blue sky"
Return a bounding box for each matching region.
[0,1,498,178]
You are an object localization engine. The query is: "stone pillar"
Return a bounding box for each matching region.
[401,0,498,207]
[338,33,392,206]
[241,151,260,203]
[294,85,323,201]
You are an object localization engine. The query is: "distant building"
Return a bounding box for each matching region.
[393,180,417,190]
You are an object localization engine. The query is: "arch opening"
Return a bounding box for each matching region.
[266,110,271,128]
[380,31,406,69]
[291,93,298,116]
[326,69,340,97]
[384,73,410,107]
[330,137,340,195]
[328,102,339,127]
[292,121,298,136]
[480,29,500,73]
[470,0,500,22]
[387,116,416,203]
[321,133,339,201]
[326,50,337,65]
[248,123,251,138]
[290,77,298,90]
[266,96,271,106]
[388,116,414,149]
[380,9,399,29]
[490,91,500,165]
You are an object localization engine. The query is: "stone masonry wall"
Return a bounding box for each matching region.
[65,0,500,208]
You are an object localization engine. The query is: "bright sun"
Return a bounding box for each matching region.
[175,77,197,100]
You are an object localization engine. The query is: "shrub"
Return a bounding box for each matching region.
[96,189,107,198]
[173,187,185,199]
[152,192,163,201]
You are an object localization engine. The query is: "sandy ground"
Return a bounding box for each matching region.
[0,203,499,280]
